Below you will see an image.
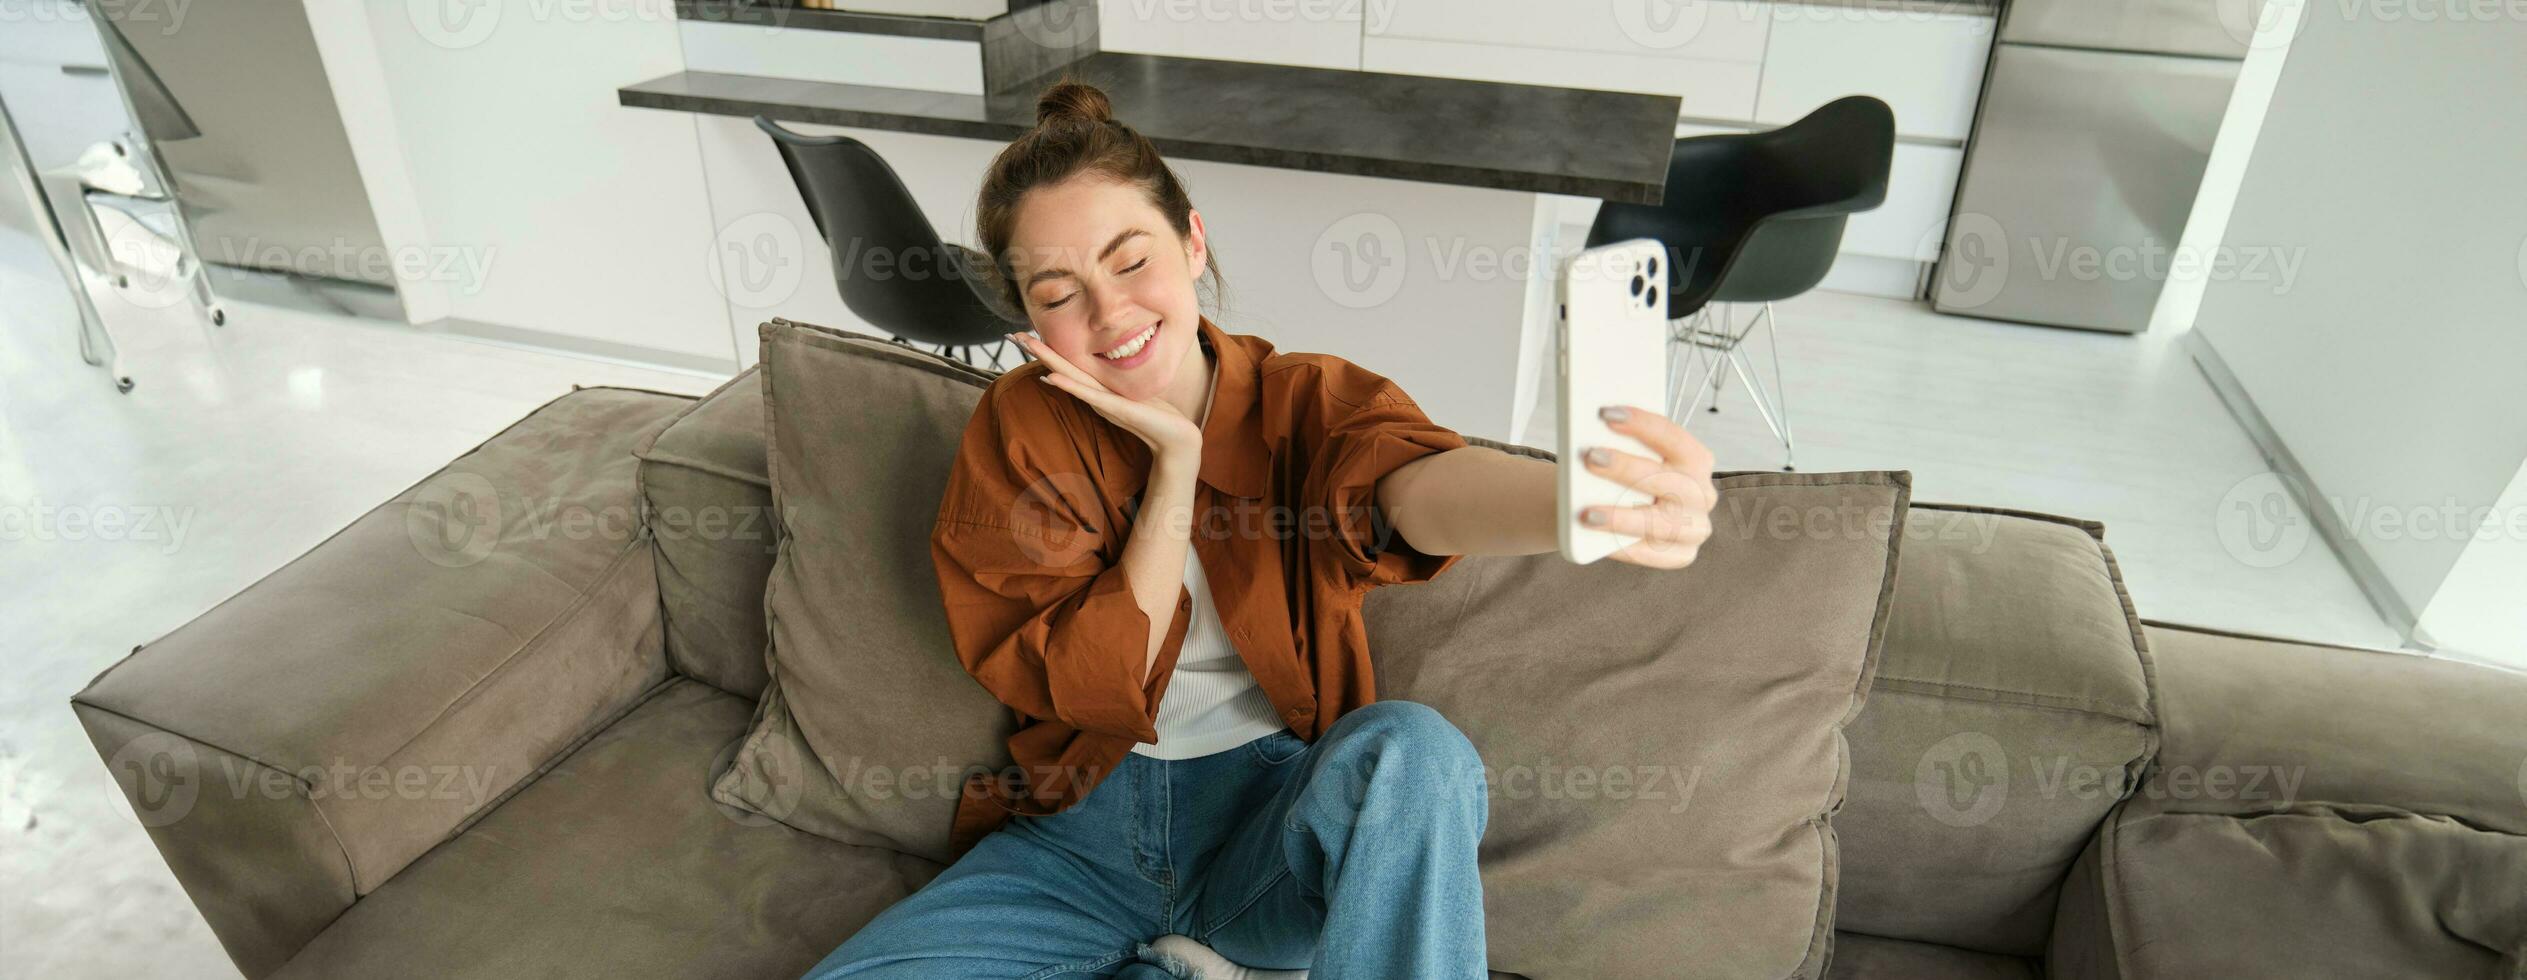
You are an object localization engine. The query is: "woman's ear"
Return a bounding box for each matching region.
[1184,209,1209,276]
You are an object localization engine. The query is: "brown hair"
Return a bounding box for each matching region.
[976,79,1221,312]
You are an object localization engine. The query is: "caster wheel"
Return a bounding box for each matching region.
[1782,465,1795,472]
[212,308,226,326]
[1708,405,1720,413]
[116,377,135,394]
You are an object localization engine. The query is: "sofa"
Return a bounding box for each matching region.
[74,351,2527,979]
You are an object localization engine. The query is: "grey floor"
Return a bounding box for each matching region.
[2,206,2399,977]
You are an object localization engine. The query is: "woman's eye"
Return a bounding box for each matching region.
[1121,258,1147,274]
[1039,293,1073,311]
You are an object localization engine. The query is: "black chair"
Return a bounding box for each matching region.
[756,116,1022,371]
[1587,95,1894,471]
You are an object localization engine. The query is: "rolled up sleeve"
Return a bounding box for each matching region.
[928,382,1170,744]
[1307,374,1470,591]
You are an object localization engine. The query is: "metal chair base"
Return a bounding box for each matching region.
[1668,301,1795,471]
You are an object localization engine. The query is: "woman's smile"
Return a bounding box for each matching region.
[1096,322,1162,368]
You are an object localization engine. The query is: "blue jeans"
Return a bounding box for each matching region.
[802,699,1490,979]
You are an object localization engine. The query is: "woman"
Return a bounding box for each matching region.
[805,80,1719,980]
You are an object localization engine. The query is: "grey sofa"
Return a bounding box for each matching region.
[75,367,2527,978]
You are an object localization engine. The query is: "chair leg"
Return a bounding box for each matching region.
[1719,302,1795,471]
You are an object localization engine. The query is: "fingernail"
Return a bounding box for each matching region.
[1584,447,1610,466]
[1600,406,1629,422]
[1582,508,1606,526]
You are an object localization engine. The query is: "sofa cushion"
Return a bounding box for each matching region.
[1824,933,2037,979]
[635,367,777,698]
[713,320,1014,864]
[1365,470,1912,980]
[1831,505,2155,955]
[270,678,945,979]
[2048,624,2527,979]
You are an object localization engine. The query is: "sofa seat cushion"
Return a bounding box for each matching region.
[1825,932,2038,979]
[2048,624,2527,979]
[271,679,946,980]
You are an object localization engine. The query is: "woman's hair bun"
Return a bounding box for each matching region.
[1035,79,1115,128]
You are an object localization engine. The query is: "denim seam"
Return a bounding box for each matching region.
[1199,864,1295,941]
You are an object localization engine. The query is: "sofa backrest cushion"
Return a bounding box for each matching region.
[1831,505,2156,956]
[1365,470,1912,980]
[635,367,778,698]
[711,320,1012,863]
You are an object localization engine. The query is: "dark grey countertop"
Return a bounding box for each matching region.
[618,52,1684,202]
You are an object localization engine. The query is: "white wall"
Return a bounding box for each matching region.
[2189,5,2527,665]
[320,0,732,364]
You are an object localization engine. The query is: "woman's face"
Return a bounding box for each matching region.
[1004,175,1208,402]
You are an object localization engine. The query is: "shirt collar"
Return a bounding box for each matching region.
[1193,314,1268,500]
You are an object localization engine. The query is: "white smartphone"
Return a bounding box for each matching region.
[1557,239,1673,565]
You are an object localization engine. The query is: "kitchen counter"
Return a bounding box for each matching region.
[619,51,1684,202]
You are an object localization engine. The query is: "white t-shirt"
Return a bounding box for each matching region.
[1129,550,1289,760]
[1129,345,1285,761]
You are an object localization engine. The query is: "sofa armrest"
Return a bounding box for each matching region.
[2049,623,2527,979]
[72,387,692,978]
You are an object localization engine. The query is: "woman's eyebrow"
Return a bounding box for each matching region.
[1023,229,1151,287]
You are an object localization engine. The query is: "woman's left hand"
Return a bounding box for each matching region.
[1581,404,1719,570]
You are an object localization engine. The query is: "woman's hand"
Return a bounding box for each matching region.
[1009,331,1204,462]
[1581,404,1719,570]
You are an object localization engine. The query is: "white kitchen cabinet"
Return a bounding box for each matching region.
[1097,0,1363,70]
[1842,142,1965,260]
[1755,6,1993,141]
[1361,0,1768,115]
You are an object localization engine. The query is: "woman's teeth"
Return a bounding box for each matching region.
[1099,325,1156,360]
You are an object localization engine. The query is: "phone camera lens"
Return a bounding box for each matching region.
[1645,284,1660,310]
[1646,254,1661,278]
[1629,274,1645,297]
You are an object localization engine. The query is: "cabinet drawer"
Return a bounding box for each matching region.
[1364,35,1758,116]
[1755,7,1993,141]
[1370,0,1771,63]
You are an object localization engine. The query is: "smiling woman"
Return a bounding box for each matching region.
[797,76,1717,980]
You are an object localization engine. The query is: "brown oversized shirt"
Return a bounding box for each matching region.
[933,314,1469,857]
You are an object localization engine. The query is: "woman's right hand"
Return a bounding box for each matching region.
[1009,331,1204,463]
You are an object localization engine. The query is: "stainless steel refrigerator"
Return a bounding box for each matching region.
[1933,0,2257,332]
